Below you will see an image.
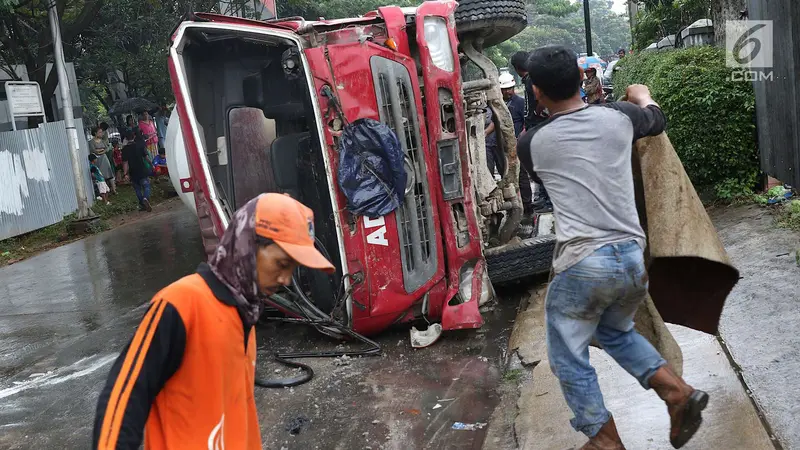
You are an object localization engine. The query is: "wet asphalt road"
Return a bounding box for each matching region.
[0,207,525,449]
[0,207,206,449]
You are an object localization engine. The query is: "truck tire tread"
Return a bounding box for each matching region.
[455,0,528,48]
[485,235,556,284]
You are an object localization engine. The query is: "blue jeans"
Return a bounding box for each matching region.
[132,177,151,205]
[546,241,666,437]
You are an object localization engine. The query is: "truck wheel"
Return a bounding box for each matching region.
[485,235,556,284]
[455,0,528,49]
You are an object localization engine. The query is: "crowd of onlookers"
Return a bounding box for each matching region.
[484,48,629,222]
[87,106,170,211]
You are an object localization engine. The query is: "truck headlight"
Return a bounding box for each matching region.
[458,261,494,306]
[423,17,454,72]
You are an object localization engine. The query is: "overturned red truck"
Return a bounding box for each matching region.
[166,0,556,340]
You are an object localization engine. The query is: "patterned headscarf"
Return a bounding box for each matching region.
[207,197,266,327]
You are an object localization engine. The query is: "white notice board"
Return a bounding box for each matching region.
[5,81,46,130]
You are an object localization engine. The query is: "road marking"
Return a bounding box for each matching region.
[0,354,117,400]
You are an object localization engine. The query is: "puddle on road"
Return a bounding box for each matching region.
[253,285,527,450]
[0,208,204,385]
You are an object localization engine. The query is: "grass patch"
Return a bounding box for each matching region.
[775,200,800,231]
[0,179,174,266]
[91,180,171,219]
[0,215,84,266]
[503,368,524,383]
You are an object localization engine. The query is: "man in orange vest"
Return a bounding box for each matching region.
[93,193,335,449]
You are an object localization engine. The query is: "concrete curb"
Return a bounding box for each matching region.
[483,285,776,450]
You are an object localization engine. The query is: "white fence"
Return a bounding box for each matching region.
[0,119,95,240]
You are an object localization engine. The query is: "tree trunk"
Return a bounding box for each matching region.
[712,0,747,46]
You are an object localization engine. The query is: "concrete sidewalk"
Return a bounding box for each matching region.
[487,287,776,450]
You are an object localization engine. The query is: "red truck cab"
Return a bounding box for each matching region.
[167,0,555,339]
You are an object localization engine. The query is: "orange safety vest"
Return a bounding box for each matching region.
[93,264,261,449]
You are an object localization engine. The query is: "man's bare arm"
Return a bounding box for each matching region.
[625,84,659,109]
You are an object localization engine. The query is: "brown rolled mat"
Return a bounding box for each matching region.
[632,132,740,336]
[634,294,684,376]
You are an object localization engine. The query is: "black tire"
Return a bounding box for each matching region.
[455,0,528,49]
[486,235,556,284]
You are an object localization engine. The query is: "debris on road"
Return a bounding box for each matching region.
[452,422,487,431]
[333,355,352,366]
[410,323,443,348]
[285,416,310,435]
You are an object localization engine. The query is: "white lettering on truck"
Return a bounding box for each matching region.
[364,216,389,247]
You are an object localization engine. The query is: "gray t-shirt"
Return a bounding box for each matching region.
[518,102,667,273]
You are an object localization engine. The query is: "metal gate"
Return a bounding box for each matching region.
[748,0,800,188]
[0,119,94,240]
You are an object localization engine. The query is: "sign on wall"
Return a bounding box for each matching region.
[5,81,46,130]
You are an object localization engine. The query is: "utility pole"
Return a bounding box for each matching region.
[47,0,90,219]
[583,0,594,55]
[628,0,639,48]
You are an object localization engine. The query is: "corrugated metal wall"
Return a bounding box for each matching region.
[0,120,95,240]
[748,0,800,188]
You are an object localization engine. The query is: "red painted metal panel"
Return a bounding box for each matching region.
[304,38,447,332]
[414,0,484,329]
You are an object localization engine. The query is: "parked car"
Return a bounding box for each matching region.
[165,0,555,340]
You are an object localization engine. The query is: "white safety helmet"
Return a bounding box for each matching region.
[498,72,516,89]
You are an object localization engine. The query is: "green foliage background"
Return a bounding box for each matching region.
[613,46,759,199]
[631,0,711,51]
[487,0,632,70]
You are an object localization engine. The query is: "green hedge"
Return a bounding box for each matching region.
[614,47,759,200]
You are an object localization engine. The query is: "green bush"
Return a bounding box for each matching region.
[614,47,759,200]
[776,199,800,231]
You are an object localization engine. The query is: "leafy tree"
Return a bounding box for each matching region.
[489,0,632,68]
[0,0,103,120]
[631,0,710,50]
[74,0,217,117]
[711,0,745,46]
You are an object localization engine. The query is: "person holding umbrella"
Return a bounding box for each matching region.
[584,67,604,104]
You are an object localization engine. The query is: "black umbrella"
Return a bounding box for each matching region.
[109,97,159,115]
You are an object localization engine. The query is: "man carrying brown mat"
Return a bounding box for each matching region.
[517,45,709,450]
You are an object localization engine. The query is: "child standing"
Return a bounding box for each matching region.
[112,139,124,182]
[89,154,112,205]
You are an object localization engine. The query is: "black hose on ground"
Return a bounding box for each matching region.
[253,239,381,389]
[253,315,380,389]
[254,356,314,388]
